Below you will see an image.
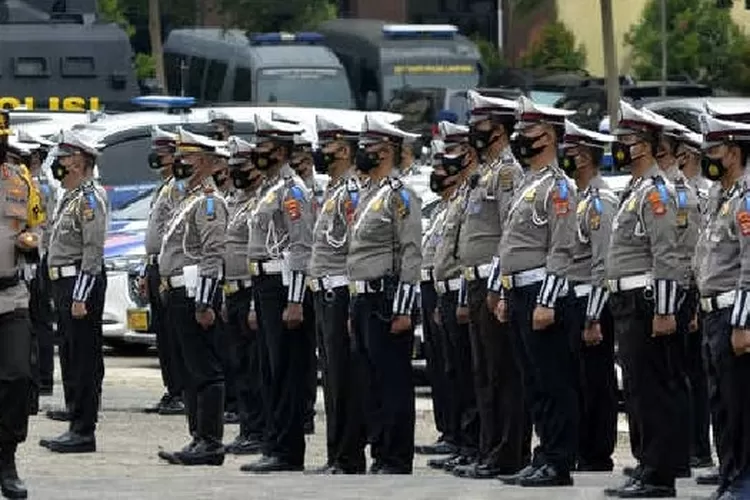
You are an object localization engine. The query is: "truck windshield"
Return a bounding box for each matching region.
[383,71,479,101]
[256,68,353,109]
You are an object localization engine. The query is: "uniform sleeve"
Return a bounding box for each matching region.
[283,184,314,303]
[392,187,422,316]
[641,183,682,315]
[731,193,750,328]
[586,194,615,321]
[487,163,522,296]
[537,178,576,308]
[194,194,228,309]
[73,189,107,302]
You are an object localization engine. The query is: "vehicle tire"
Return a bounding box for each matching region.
[105,339,152,356]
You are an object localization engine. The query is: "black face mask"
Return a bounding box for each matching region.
[148,152,169,171]
[611,142,633,170]
[230,168,255,190]
[513,134,546,161]
[429,171,452,193]
[212,171,228,189]
[469,129,493,153]
[51,158,68,181]
[172,159,194,180]
[312,150,335,174]
[355,149,380,173]
[701,155,725,181]
[250,149,278,171]
[560,154,577,175]
[441,152,467,176]
[290,157,309,173]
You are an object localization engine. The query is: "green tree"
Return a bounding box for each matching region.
[217,0,338,32]
[625,0,750,91]
[520,21,587,71]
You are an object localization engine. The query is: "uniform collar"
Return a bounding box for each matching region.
[586,174,606,193]
[643,163,663,180]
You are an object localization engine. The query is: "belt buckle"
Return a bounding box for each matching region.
[159,278,169,294]
[223,282,238,295]
[48,267,59,281]
[463,268,474,281]
[348,282,358,295]
[501,275,512,290]
[248,262,260,276]
[367,279,382,292]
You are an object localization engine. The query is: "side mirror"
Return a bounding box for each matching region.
[365,91,378,111]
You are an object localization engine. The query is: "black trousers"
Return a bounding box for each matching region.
[350,289,415,473]
[303,289,317,426]
[572,296,617,468]
[164,286,224,445]
[30,259,54,391]
[507,282,577,473]
[610,289,685,487]
[253,274,309,465]
[682,294,712,462]
[146,263,182,397]
[437,289,479,456]
[704,308,750,488]
[420,281,451,443]
[0,308,33,447]
[51,273,106,435]
[674,289,696,471]
[224,287,264,440]
[313,286,367,472]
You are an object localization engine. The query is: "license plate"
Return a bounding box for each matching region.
[126,309,149,331]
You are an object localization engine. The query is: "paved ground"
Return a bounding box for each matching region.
[20,353,717,499]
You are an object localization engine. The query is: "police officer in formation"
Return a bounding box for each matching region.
[157,128,228,466]
[241,114,313,473]
[306,114,367,474]
[427,123,481,472]
[40,130,108,454]
[559,120,618,472]
[222,136,265,455]
[0,110,45,499]
[695,112,750,499]
[141,126,185,416]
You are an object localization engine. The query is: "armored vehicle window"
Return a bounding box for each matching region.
[98,137,153,186]
[204,60,228,101]
[187,57,207,100]
[233,67,253,102]
[14,57,49,78]
[61,57,96,78]
[164,53,184,94]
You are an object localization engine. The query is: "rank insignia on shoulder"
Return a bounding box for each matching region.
[589,212,601,230]
[737,210,750,236]
[524,188,536,202]
[284,197,302,221]
[676,210,688,228]
[647,190,666,216]
[393,189,411,218]
[552,191,570,216]
[323,198,335,214]
[82,191,97,221]
[499,169,514,191]
[576,200,587,215]
[288,184,306,201]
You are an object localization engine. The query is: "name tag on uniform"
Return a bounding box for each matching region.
[676,210,688,228]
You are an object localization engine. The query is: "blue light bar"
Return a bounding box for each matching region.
[382,24,458,40]
[130,96,196,109]
[250,32,325,45]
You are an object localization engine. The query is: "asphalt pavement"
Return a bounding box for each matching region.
[20,354,717,499]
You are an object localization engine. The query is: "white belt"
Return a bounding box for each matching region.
[435,277,462,295]
[223,279,252,295]
[700,291,736,313]
[147,254,159,265]
[167,275,185,288]
[23,263,37,281]
[574,284,592,298]
[248,259,283,276]
[501,266,546,289]
[48,264,78,281]
[463,263,493,282]
[349,279,386,295]
[420,268,434,283]
[607,273,652,293]
[308,275,349,293]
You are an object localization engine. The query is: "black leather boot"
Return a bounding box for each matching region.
[175,384,225,466]
[0,444,27,499]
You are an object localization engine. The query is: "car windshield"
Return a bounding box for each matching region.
[110,189,153,220]
[386,88,443,131]
[530,90,565,106]
[256,68,353,109]
[383,72,479,100]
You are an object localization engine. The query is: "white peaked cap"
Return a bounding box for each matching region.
[8,135,38,155]
[16,129,54,148]
[467,89,517,119]
[563,119,614,149]
[208,110,234,123]
[640,108,691,137]
[700,113,750,149]
[255,113,303,139]
[360,113,420,144]
[57,129,101,158]
[431,139,446,157]
[677,130,704,152]
[176,127,227,153]
[705,100,750,119]
[316,114,362,141]
[272,110,317,148]
[227,136,254,166]
[614,100,665,136]
[150,125,178,150]
[438,121,469,146]
[515,95,574,129]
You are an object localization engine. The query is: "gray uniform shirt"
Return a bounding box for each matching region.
[0,162,31,314]
[145,177,179,256]
[687,174,711,216]
[671,173,701,287]
[33,173,57,253]
[158,178,228,282]
[309,174,360,279]
[459,149,523,267]
[347,175,422,315]
[695,182,741,297]
[224,187,259,281]
[606,164,682,315]
[422,199,447,271]
[47,180,107,275]
[246,164,313,274]
[495,164,576,306]
[434,184,470,281]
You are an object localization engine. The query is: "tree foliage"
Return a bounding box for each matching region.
[216,0,338,32]
[520,21,587,71]
[625,0,750,92]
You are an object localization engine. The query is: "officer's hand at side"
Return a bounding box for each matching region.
[71,301,87,318]
[494,299,509,324]
[137,276,148,298]
[652,315,677,337]
[283,303,304,329]
[532,305,555,331]
[15,231,39,251]
[731,328,750,356]
[433,307,441,326]
[583,321,603,346]
[391,315,411,334]
[247,309,259,331]
[688,313,699,333]
[220,303,228,323]
[486,292,500,314]
[456,306,470,325]
[195,308,216,330]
